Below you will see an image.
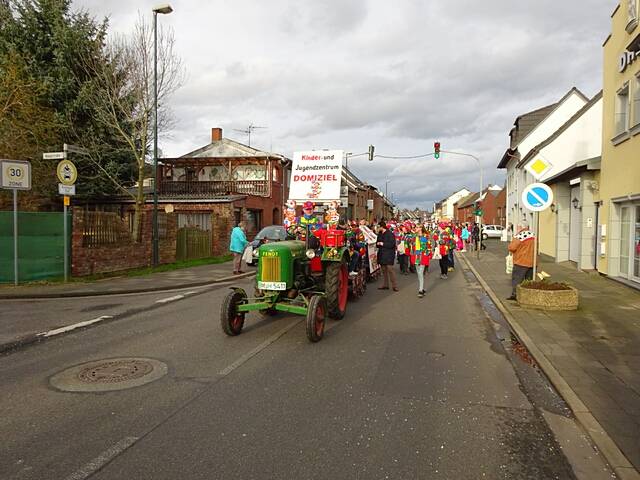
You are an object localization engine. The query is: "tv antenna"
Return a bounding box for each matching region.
[233,123,268,147]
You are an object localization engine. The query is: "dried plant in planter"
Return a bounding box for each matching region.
[520,280,572,291]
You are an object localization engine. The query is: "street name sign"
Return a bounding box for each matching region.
[58,183,76,195]
[524,156,553,180]
[57,160,78,186]
[43,151,66,160]
[64,143,89,156]
[522,183,553,212]
[1,159,31,190]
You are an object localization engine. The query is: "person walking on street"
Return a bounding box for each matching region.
[396,225,409,275]
[434,227,450,279]
[376,222,398,291]
[411,225,432,298]
[507,225,536,300]
[229,221,249,275]
[461,224,470,251]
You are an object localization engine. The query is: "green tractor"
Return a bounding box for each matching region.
[220,228,366,342]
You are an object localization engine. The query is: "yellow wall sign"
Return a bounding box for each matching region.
[57,160,77,186]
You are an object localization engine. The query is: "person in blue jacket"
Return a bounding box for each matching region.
[229,221,248,274]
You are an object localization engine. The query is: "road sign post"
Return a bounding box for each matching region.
[1,159,32,285]
[56,160,77,283]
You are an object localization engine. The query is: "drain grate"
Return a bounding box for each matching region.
[50,357,167,393]
[77,359,155,384]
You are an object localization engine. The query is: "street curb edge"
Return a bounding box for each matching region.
[460,253,639,480]
[0,271,256,300]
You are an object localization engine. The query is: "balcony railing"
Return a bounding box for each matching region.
[158,180,269,198]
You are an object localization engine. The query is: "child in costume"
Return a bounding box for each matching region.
[410,225,432,297]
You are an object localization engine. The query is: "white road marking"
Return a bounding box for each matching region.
[41,316,114,337]
[218,319,303,376]
[64,436,139,480]
[155,294,185,304]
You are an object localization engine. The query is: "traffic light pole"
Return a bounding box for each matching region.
[442,150,483,259]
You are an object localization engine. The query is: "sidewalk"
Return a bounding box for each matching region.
[462,240,640,479]
[0,262,255,299]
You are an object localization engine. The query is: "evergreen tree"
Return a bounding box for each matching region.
[0,0,135,207]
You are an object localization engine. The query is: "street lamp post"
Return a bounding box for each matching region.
[152,3,173,267]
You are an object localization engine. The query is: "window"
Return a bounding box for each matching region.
[633,74,640,127]
[615,84,630,135]
[627,0,638,32]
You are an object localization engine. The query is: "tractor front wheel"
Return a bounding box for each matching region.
[306,295,327,343]
[220,289,247,336]
[325,261,348,319]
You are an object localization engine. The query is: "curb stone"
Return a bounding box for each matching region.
[0,271,256,300]
[460,253,640,480]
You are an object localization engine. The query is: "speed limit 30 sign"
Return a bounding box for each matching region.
[1,159,31,190]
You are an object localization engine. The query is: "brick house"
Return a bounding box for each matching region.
[157,127,291,249]
[454,185,506,225]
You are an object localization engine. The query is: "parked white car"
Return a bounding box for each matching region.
[482,224,504,240]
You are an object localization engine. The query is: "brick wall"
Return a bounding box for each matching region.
[71,206,177,277]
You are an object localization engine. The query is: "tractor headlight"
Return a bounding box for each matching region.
[306,249,316,259]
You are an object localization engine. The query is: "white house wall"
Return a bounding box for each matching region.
[505,91,588,231]
[539,98,603,182]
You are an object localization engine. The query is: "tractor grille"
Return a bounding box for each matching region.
[261,256,281,282]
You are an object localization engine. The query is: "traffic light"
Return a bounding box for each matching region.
[368,144,375,161]
[434,142,441,159]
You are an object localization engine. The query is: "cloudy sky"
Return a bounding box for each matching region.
[74,0,615,210]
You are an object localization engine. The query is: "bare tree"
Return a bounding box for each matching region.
[82,14,184,241]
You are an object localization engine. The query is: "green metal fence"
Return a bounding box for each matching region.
[0,211,71,283]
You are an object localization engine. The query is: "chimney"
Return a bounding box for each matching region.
[211,128,222,142]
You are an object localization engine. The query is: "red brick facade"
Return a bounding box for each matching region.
[454,188,506,226]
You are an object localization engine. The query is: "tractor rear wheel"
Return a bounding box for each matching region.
[306,295,326,343]
[325,261,348,319]
[220,289,247,336]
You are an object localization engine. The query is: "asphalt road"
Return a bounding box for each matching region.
[0,262,614,479]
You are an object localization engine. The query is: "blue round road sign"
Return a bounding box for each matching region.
[521,183,553,212]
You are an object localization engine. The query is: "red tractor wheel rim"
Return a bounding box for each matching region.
[315,302,325,336]
[231,314,243,330]
[338,265,348,311]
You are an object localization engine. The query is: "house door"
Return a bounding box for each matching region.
[569,186,581,264]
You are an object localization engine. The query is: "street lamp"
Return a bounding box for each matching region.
[152,3,173,267]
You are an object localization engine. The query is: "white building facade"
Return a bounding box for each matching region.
[498,88,589,232]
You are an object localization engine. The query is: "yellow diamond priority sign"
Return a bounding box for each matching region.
[524,156,552,180]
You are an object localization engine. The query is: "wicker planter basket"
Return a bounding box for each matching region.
[516,284,579,311]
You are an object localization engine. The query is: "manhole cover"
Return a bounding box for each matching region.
[50,357,167,393]
[426,352,445,359]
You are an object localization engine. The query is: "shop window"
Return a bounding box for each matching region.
[633,74,640,127]
[615,84,630,135]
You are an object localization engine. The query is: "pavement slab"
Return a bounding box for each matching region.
[464,239,640,475]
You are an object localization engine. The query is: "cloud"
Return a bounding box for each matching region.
[72,0,615,210]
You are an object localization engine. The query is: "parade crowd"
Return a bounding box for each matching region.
[230,200,492,299]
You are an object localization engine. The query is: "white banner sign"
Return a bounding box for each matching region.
[289,150,343,202]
